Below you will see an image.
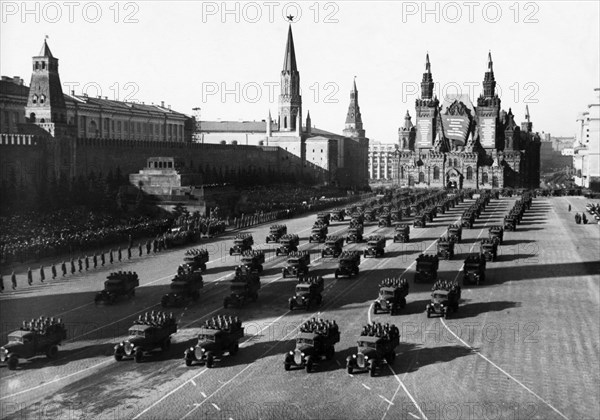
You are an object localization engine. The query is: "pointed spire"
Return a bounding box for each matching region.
[488,50,493,72]
[39,38,54,58]
[425,52,431,73]
[525,105,530,122]
[403,110,413,130]
[282,24,297,72]
[353,76,358,93]
[421,53,434,100]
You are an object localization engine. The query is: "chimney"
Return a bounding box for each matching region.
[168,105,171,110]
[71,90,75,95]
[161,101,165,107]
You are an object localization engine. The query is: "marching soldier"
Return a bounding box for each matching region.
[127,247,132,260]
[138,243,143,257]
[51,264,57,279]
[118,248,122,262]
[27,267,33,285]
[39,266,45,283]
[101,252,106,266]
[70,259,76,274]
[153,239,159,253]
[128,234,133,248]
[78,258,83,272]
[11,271,17,289]
[0,274,4,292]
[93,254,98,268]
[84,256,89,271]
[146,240,151,255]
[109,250,114,264]
[61,261,67,276]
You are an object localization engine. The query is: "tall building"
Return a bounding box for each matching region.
[574,88,600,190]
[396,53,540,189]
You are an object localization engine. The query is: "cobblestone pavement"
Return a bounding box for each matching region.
[0,196,598,420]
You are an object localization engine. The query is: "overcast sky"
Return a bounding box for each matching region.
[2,1,598,142]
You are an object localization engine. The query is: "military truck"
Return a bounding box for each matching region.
[284,319,340,372]
[321,235,344,258]
[393,224,410,243]
[275,234,300,256]
[436,237,455,260]
[95,271,139,304]
[414,254,439,283]
[182,248,209,272]
[448,224,463,243]
[346,322,399,376]
[0,317,67,370]
[364,208,377,223]
[236,250,265,274]
[282,251,310,278]
[461,212,475,229]
[161,271,203,307]
[363,235,386,258]
[350,213,364,228]
[373,278,409,315]
[346,225,364,243]
[184,315,244,367]
[316,212,331,226]
[378,213,392,227]
[488,226,504,245]
[329,208,345,222]
[390,209,403,223]
[223,273,261,308]
[424,206,437,222]
[413,213,426,228]
[480,238,498,261]
[266,224,287,243]
[308,225,328,243]
[504,215,517,231]
[335,251,361,278]
[463,255,486,285]
[288,276,324,310]
[114,312,177,362]
[229,233,254,255]
[426,280,461,318]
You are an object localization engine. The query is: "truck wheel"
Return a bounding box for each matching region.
[161,339,171,352]
[400,297,406,308]
[373,304,379,314]
[185,358,193,367]
[206,353,214,368]
[427,310,431,318]
[230,343,239,356]
[114,353,123,362]
[369,361,376,377]
[46,345,58,358]
[7,355,18,370]
[134,349,144,363]
[201,263,207,272]
[284,363,291,371]
[347,364,353,374]
[305,359,313,373]
[335,272,339,279]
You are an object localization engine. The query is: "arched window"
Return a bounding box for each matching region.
[32,95,38,104]
[418,171,425,183]
[466,166,473,180]
[492,176,499,187]
[400,166,405,179]
[482,172,489,184]
[35,61,40,70]
[40,95,45,104]
[41,61,46,70]
[433,166,440,180]
[284,116,287,129]
[29,113,36,122]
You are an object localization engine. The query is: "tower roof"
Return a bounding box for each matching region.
[425,53,431,73]
[488,51,493,72]
[38,39,54,58]
[282,25,297,72]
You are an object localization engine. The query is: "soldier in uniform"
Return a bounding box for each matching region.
[138,243,143,257]
[61,261,67,276]
[78,258,83,272]
[39,266,45,283]
[11,271,17,289]
[84,256,89,271]
[27,267,33,285]
[153,239,159,253]
[70,259,76,274]
[118,248,122,262]
[51,264,57,279]
[101,252,106,266]
[146,240,151,255]
[109,250,114,264]
[0,274,4,292]
[93,254,98,268]
[127,247,132,259]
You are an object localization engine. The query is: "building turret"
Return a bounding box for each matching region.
[343,78,365,138]
[25,39,67,126]
[521,105,533,133]
[476,51,501,149]
[421,53,434,100]
[398,110,415,150]
[482,51,496,99]
[278,25,301,132]
[415,53,439,148]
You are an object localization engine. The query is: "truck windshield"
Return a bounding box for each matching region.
[358,341,377,349]
[297,338,313,346]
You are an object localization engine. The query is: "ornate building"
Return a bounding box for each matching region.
[396,53,540,189]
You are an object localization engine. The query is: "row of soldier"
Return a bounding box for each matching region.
[360,322,400,341]
[202,315,242,331]
[0,237,171,292]
[297,276,324,285]
[299,318,338,335]
[379,278,409,289]
[432,279,461,292]
[185,248,209,257]
[134,311,175,327]
[21,316,65,334]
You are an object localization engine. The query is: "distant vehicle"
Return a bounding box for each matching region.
[363,235,386,258]
[230,234,254,255]
[329,208,345,222]
[276,234,300,256]
[393,224,410,243]
[161,271,203,307]
[289,276,324,310]
[447,224,462,243]
[182,248,209,273]
[480,238,498,261]
[463,255,486,285]
[335,251,361,278]
[414,254,439,283]
[282,251,310,278]
[223,273,261,308]
[308,225,327,243]
[95,271,139,304]
[346,225,364,243]
[321,235,344,258]
[436,237,455,260]
[266,225,287,243]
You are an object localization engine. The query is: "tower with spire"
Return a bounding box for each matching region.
[476,51,501,149]
[398,110,415,150]
[25,39,67,128]
[415,53,439,148]
[278,25,301,132]
[343,78,366,139]
[521,105,533,133]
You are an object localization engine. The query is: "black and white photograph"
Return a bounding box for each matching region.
[0,1,599,419]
